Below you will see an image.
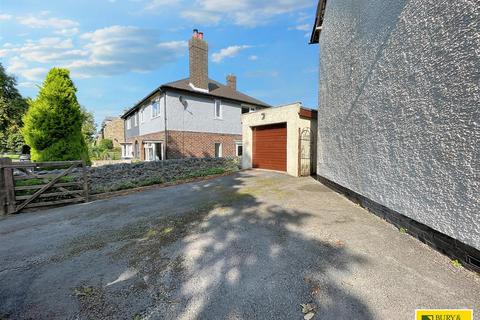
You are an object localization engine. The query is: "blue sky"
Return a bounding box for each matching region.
[0,0,318,127]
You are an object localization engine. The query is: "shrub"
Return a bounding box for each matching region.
[98,139,113,151]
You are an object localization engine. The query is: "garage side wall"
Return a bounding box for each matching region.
[242,105,303,176]
[317,0,479,249]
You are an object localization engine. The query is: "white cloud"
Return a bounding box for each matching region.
[248,55,258,61]
[212,45,252,63]
[146,0,313,27]
[68,26,187,77]
[181,10,221,25]
[289,24,310,31]
[5,57,28,74]
[17,14,79,29]
[145,0,182,10]
[2,25,187,80]
[1,37,84,64]
[21,67,48,81]
[6,57,47,81]
[54,27,80,36]
[0,14,12,21]
[296,12,310,23]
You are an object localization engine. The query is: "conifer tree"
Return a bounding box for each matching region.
[22,68,90,164]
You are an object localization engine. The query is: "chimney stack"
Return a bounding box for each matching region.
[189,29,208,90]
[226,74,237,91]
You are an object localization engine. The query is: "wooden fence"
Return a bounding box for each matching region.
[0,158,89,215]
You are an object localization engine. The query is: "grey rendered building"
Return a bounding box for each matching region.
[310,0,479,270]
[121,30,270,161]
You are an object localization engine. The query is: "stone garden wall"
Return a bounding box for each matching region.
[87,157,240,194]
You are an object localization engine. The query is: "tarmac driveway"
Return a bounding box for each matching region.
[0,170,479,320]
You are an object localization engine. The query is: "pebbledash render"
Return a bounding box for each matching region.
[310,0,479,271]
[120,30,270,161]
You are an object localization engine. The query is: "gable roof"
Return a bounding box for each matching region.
[122,77,271,118]
[309,0,327,44]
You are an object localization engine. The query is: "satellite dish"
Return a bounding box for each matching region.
[179,96,188,108]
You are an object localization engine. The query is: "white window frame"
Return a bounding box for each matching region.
[126,117,131,130]
[134,113,138,126]
[235,142,243,156]
[151,100,160,118]
[214,99,223,119]
[215,142,223,158]
[249,107,256,113]
[140,108,145,123]
[122,144,133,158]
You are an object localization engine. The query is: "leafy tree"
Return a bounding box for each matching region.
[81,106,96,146]
[22,68,90,164]
[0,64,28,152]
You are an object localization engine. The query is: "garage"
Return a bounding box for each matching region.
[242,102,317,177]
[252,123,287,171]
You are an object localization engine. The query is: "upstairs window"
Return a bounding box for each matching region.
[126,117,131,129]
[152,101,160,118]
[140,108,145,123]
[134,113,138,126]
[214,100,222,119]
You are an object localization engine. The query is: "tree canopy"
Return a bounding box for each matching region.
[0,63,28,152]
[22,68,90,164]
[81,106,96,146]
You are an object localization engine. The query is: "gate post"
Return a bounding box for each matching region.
[0,158,15,215]
[81,160,89,203]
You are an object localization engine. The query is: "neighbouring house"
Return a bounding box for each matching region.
[120,30,270,161]
[96,117,124,148]
[310,0,479,271]
[241,102,317,177]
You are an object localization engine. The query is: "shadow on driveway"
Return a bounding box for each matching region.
[1,170,478,319]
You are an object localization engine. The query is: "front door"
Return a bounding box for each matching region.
[155,143,163,161]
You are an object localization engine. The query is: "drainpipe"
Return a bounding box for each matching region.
[163,90,168,160]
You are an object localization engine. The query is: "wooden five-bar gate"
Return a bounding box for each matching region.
[0,158,89,215]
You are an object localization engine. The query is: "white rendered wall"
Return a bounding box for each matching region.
[166,91,242,135]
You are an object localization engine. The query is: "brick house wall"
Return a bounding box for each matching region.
[99,118,125,148]
[126,130,241,160]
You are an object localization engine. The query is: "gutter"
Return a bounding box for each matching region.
[309,0,327,44]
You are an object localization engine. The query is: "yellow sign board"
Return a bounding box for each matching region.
[416,309,473,320]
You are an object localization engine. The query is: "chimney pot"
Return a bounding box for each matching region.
[193,29,198,38]
[199,32,204,40]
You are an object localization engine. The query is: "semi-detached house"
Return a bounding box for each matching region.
[120,30,270,161]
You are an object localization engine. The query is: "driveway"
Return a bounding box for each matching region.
[0,170,478,319]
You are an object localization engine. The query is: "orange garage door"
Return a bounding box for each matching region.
[252,123,287,172]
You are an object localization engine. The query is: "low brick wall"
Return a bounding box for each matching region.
[88,157,240,194]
